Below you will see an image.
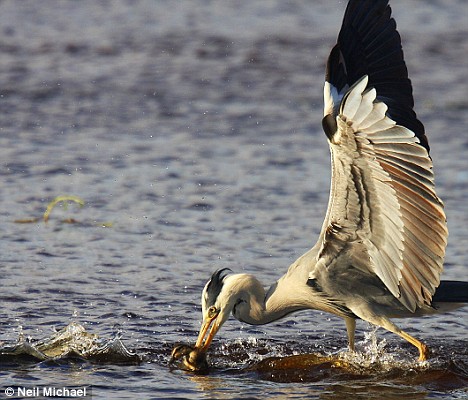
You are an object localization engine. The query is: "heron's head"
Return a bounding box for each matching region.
[172,270,260,372]
[195,268,246,352]
[195,269,266,353]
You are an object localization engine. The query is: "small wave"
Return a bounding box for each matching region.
[0,322,140,365]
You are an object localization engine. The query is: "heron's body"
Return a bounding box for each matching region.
[193,0,468,362]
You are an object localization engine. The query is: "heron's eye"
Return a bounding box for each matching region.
[207,306,218,319]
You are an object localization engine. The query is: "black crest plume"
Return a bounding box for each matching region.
[205,268,231,306]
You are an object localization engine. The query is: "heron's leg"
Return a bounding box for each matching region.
[345,317,356,352]
[375,318,429,361]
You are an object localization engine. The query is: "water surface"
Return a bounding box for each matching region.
[0,1,467,399]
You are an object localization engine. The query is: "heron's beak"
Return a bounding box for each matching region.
[195,314,221,352]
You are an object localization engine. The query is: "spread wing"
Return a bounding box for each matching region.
[316,0,448,312]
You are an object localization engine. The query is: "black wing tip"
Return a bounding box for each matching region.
[326,0,429,152]
[325,44,347,91]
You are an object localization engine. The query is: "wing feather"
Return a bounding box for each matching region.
[317,75,447,312]
[341,77,370,119]
[352,89,375,126]
[359,102,388,130]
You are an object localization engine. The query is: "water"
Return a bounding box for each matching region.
[0,1,467,398]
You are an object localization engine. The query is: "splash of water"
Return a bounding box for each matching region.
[336,327,432,376]
[0,322,139,364]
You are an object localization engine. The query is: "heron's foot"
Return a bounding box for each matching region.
[418,342,430,362]
[383,323,430,362]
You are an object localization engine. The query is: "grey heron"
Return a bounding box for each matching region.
[194,0,468,362]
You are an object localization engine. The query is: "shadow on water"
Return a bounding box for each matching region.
[171,342,468,399]
[2,323,466,397]
[202,347,467,393]
[245,353,468,390]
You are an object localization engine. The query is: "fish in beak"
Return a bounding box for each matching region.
[169,306,225,372]
[170,344,208,372]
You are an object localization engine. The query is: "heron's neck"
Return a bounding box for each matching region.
[231,274,310,325]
